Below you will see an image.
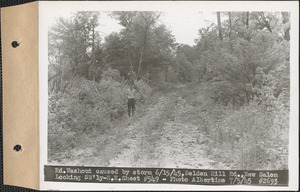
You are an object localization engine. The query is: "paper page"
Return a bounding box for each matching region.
[1,2,39,190]
[38,1,299,191]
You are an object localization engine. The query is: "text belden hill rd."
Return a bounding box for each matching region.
[45,166,288,186]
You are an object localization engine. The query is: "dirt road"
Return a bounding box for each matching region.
[106,90,223,169]
[59,87,224,169]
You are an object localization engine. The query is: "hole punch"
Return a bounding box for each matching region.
[11,41,20,48]
[13,144,22,152]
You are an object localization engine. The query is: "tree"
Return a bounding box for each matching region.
[251,12,283,34]
[173,46,195,83]
[195,11,290,105]
[112,11,162,78]
[103,32,128,77]
[110,11,175,82]
[49,11,101,91]
[136,12,161,77]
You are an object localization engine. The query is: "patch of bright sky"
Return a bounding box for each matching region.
[161,11,216,45]
[48,10,216,46]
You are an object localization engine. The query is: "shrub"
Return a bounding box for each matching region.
[134,79,153,104]
[205,101,288,169]
[166,66,178,83]
[48,68,131,162]
[101,67,123,82]
[98,78,127,121]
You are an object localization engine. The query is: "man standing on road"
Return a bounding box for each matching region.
[127,84,136,117]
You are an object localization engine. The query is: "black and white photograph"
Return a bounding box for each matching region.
[47,8,291,171]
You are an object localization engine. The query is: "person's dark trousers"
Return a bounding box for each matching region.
[127,98,136,117]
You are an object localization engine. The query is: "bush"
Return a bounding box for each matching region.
[166,66,178,83]
[101,67,123,82]
[48,68,131,162]
[208,81,246,106]
[179,82,288,170]
[205,101,288,169]
[134,79,153,104]
[98,78,127,121]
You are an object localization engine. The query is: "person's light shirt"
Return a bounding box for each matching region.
[127,88,136,99]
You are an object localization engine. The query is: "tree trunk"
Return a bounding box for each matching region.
[217,12,223,40]
[137,27,148,78]
[137,46,145,79]
[246,12,250,41]
[246,12,249,28]
[92,25,95,63]
[127,49,133,69]
[88,25,96,80]
[228,12,233,49]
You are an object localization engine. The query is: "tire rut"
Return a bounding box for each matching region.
[108,95,174,167]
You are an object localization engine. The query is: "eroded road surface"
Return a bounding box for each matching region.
[60,88,225,169]
[107,91,223,169]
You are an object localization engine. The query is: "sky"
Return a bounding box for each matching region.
[47,10,216,46]
[95,11,216,46]
[42,1,296,46]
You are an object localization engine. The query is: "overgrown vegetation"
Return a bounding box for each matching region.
[48,11,290,169]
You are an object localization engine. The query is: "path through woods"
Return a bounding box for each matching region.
[56,85,225,169]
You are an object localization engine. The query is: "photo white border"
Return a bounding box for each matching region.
[39,1,299,190]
